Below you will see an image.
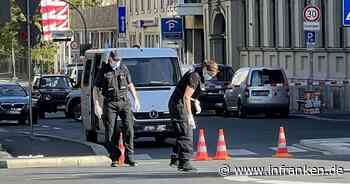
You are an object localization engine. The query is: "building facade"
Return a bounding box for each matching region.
[204,0,350,81]
[126,0,204,64]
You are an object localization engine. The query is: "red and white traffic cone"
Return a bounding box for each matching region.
[118,132,125,166]
[213,129,230,160]
[193,129,212,161]
[273,126,292,158]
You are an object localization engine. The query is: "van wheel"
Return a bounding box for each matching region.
[86,130,97,143]
[237,102,247,118]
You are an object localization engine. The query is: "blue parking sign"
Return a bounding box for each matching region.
[161,18,183,40]
[343,0,350,26]
[118,6,126,33]
[305,31,316,48]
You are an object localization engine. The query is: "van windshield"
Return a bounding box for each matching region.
[123,57,179,87]
[251,69,285,86]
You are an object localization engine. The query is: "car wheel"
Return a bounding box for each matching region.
[38,110,45,119]
[86,130,97,143]
[280,108,289,118]
[18,119,26,125]
[237,101,247,118]
[71,101,81,121]
[155,136,167,143]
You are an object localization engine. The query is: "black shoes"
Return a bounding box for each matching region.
[169,156,179,168]
[111,161,118,167]
[125,160,138,167]
[177,160,197,172]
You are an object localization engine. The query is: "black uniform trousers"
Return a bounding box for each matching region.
[169,101,193,161]
[103,98,135,162]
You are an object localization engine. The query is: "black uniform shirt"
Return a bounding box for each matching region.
[170,70,202,105]
[94,63,132,100]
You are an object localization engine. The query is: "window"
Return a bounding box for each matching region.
[40,77,72,89]
[123,57,180,87]
[255,0,261,47]
[0,85,27,97]
[251,69,285,86]
[148,0,151,10]
[232,70,249,86]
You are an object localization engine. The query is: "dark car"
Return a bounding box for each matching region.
[32,75,73,118]
[195,64,234,115]
[0,83,38,124]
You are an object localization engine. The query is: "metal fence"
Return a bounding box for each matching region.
[289,81,350,113]
[0,52,29,80]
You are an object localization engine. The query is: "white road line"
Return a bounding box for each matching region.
[41,125,50,128]
[269,146,308,153]
[53,127,62,130]
[134,154,152,160]
[0,128,8,133]
[228,149,258,156]
[224,176,347,184]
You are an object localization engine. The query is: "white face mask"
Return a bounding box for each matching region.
[203,68,214,81]
[110,60,120,70]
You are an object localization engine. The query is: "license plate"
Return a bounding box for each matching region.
[9,108,22,114]
[144,126,155,132]
[252,91,269,96]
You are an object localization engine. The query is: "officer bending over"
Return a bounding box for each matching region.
[168,60,219,171]
[94,51,140,167]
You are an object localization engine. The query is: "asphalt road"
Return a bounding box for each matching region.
[1,112,350,183]
[1,112,350,160]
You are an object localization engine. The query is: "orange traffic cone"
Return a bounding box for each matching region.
[213,129,230,160]
[118,132,125,165]
[273,126,292,158]
[193,129,212,161]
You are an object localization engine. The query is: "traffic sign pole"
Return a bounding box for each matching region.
[26,0,34,139]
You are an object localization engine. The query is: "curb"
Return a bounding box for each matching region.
[0,144,13,160]
[33,133,109,156]
[0,155,111,169]
[292,114,350,122]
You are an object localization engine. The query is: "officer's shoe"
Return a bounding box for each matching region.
[178,160,197,172]
[110,161,118,167]
[125,160,138,167]
[169,155,179,168]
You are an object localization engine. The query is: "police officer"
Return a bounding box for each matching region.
[168,60,219,171]
[94,51,140,167]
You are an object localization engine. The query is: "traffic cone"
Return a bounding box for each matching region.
[273,126,293,158]
[213,129,230,160]
[193,129,212,161]
[118,132,125,166]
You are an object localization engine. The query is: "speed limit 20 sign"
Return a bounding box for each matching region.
[304,5,320,22]
[303,5,321,31]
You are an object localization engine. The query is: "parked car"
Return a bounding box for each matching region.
[224,67,290,118]
[0,82,38,124]
[195,64,234,115]
[32,74,74,118]
[65,89,81,121]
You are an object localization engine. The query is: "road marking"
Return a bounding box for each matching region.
[269,146,308,153]
[53,127,62,130]
[293,114,350,122]
[134,154,152,160]
[0,128,8,133]
[41,125,50,128]
[229,149,258,156]
[224,176,347,184]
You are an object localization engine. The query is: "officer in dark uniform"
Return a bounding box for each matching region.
[168,60,219,171]
[94,51,140,167]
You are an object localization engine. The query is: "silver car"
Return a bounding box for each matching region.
[224,67,290,118]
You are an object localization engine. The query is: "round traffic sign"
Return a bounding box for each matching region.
[70,41,79,49]
[303,5,321,22]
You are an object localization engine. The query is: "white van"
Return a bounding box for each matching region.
[81,48,182,143]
